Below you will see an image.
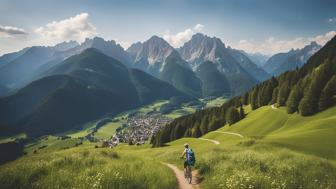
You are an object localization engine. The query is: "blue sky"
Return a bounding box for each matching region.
[0,0,335,55]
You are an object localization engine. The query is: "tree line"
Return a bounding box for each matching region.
[152,36,336,147]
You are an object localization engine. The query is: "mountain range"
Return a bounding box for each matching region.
[0,33,320,98]
[178,33,268,95]
[263,41,321,76]
[0,49,185,136]
[0,33,322,137]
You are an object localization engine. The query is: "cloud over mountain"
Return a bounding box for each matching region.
[35,13,97,44]
[0,25,27,37]
[163,24,204,48]
[233,30,336,55]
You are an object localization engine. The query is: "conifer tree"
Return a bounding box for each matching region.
[271,87,279,104]
[286,82,303,113]
[226,107,240,125]
[277,82,290,106]
[192,125,202,137]
[250,87,259,110]
[239,106,245,119]
[200,116,209,135]
[318,75,336,111]
[299,68,327,115]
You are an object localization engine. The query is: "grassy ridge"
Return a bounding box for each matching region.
[219,105,336,159]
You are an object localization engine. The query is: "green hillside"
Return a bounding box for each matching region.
[212,105,336,159]
[1,105,335,189]
[152,35,336,147]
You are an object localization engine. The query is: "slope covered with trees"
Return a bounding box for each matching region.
[152,35,336,147]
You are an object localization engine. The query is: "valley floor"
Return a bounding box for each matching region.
[1,105,336,189]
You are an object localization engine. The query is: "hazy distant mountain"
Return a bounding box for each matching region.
[0,37,134,96]
[53,41,79,52]
[127,36,202,97]
[61,37,133,66]
[0,48,185,137]
[263,42,321,76]
[0,41,81,92]
[0,46,56,89]
[178,33,259,95]
[226,47,270,81]
[0,47,30,69]
[242,52,270,67]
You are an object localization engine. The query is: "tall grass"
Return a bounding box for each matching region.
[196,147,336,189]
[0,148,177,189]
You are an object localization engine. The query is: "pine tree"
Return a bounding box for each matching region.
[258,79,277,106]
[239,106,245,119]
[318,75,336,111]
[300,62,334,116]
[192,125,202,137]
[242,92,249,105]
[208,118,218,131]
[277,82,290,106]
[271,87,279,104]
[286,82,303,114]
[184,128,192,137]
[174,124,185,139]
[200,117,209,135]
[250,87,259,110]
[226,107,240,125]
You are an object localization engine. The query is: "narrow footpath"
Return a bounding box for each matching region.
[163,163,201,189]
[198,138,220,144]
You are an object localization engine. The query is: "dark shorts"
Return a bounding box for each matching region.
[184,160,193,168]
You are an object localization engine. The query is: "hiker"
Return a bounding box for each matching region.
[180,143,196,176]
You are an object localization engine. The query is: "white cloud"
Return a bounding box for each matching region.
[0,25,27,37]
[309,31,336,45]
[163,24,205,48]
[35,13,97,45]
[232,30,336,55]
[194,24,204,31]
[328,17,336,23]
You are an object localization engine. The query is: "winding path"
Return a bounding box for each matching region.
[214,131,244,138]
[198,138,220,144]
[163,163,201,189]
[271,104,278,110]
[161,127,245,188]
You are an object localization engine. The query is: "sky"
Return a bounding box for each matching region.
[0,0,335,55]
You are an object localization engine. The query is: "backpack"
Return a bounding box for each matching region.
[187,149,196,166]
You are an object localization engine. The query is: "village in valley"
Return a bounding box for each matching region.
[76,97,226,148]
[106,113,172,147]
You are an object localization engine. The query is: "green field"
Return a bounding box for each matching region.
[65,121,97,138]
[94,122,122,139]
[24,135,82,155]
[1,104,335,189]
[202,96,227,108]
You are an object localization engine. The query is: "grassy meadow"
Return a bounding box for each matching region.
[0,145,177,189]
[0,104,335,189]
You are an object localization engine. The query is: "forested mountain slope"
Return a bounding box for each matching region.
[152,35,336,146]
